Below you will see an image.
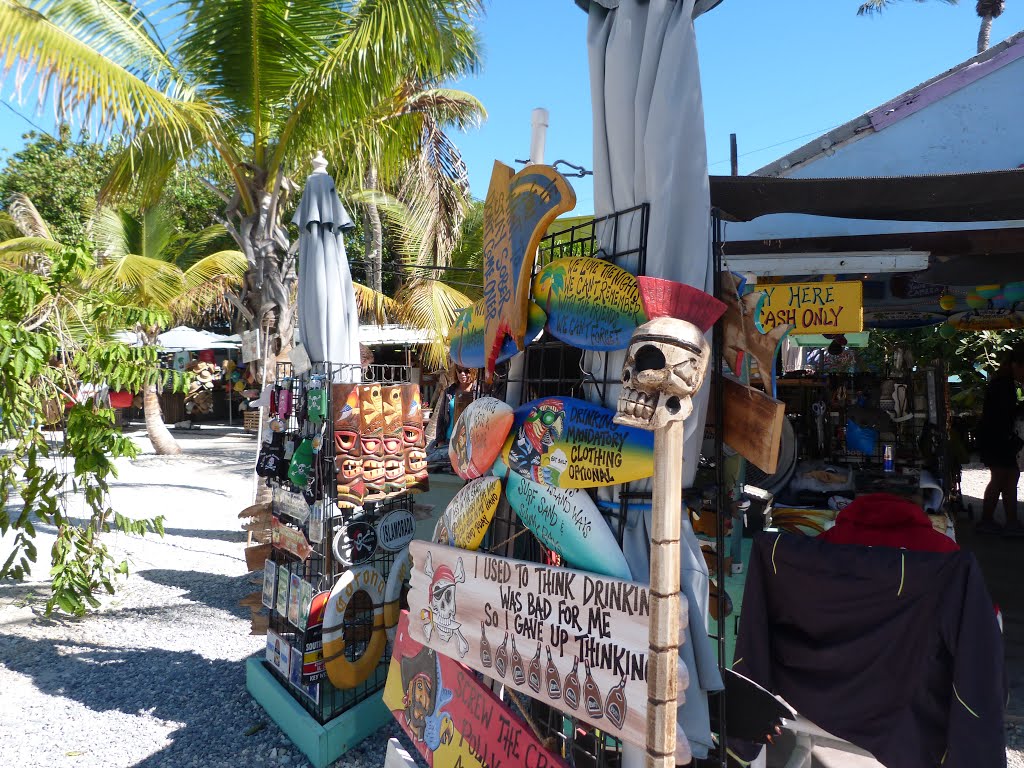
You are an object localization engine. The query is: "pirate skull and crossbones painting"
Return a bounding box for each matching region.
[420,551,469,658]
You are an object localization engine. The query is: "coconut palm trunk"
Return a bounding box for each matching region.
[365,165,384,294]
[976,0,1004,53]
[143,383,181,455]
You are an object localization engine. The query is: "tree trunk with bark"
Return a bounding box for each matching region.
[365,165,384,294]
[143,383,181,455]
[978,15,993,52]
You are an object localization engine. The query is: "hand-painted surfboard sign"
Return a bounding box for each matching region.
[272,517,313,560]
[432,476,501,551]
[503,472,631,580]
[333,520,379,566]
[449,300,546,370]
[948,308,1024,330]
[385,611,569,768]
[448,397,515,480]
[480,161,576,381]
[863,309,946,329]
[532,256,646,350]
[377,507,416,552]
[406,541,691,764]
[500,396,654,489]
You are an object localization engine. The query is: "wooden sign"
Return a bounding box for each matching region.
[433,476,501,551]
[449,397,515,480]
[532,256,646,350]
[502,472,631,579]
[864,309,946,329]
[333,520,379,566]
[721,273,789,394]
[378,507,416,552]
[406,541,691,763]
[449,299,546,370]
[948,308,1024,330]
[755,280,863,335]
[385,611,569,768]
[272,517,312,560]
[481,161,576,380]
[707,375,786,474]
[500,396,654,489]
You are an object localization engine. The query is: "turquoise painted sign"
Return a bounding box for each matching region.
[504,472,631,579]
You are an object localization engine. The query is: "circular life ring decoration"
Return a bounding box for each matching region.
[384,547,412,643]
[322,565,388,690]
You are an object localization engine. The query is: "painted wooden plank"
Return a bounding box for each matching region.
[502,472,631,579]
[707,376,786,475]
[406,541,691,763]
[432,476,501,551]
[755,281,863,335]
[500,396,654,489]
[481,161,576,380]
[449,397,515,480]
[532,256,646,350]
[272,517,312,560]
[449,300,547,370]
[721,273,790,395]
[385,611,569,768]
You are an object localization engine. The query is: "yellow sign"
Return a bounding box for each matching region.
[755,281,863,335]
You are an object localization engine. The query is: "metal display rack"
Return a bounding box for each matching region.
[261,361,410,724]
[474,205,731,768]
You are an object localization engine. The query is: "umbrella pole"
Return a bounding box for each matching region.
[647,418,684,768]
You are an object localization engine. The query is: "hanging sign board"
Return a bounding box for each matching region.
[377,507,416,552]
[500,396,654,489]
[502,472,630,579]
[272,517,312,560]
[948,309,1024,330]
[755,280,863,334]
[405,541,692,763]
[531,256,647,350]
[385,611,569,768]
[480,161,576,380]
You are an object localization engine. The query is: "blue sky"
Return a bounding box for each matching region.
[448,0,1024,214]
[2,0,1023,216]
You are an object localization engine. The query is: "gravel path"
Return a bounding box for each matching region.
[0,427,418,768]
[0,431,1020,767]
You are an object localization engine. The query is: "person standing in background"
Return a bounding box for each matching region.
[977,342,1024,536]
[425,364,477,469]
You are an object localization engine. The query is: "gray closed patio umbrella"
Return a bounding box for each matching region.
[293,153,362,382]
[577,0,726,760]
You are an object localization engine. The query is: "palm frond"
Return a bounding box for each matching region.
[168,224,234,269]
[180,249,248,290]
[352,281,399,323]
[101,119,210,206]
[857,0,957,15]
[88,251,182,306]
[0,0,212,145]
[7,193,53,239]
[395,277,472,369]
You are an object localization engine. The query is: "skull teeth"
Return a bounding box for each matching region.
[618,386,656,422]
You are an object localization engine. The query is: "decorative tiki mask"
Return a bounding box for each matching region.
[613,316,710,432]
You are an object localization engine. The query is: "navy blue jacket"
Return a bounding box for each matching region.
[733,533,1005,768]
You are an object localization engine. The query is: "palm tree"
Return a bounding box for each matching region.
[856,0,957,15]
[0,0,484,381]
[89,204,247,455]
[976,0,1005,52]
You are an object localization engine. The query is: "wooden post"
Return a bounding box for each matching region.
[730,133,738,177]
[647,418,685,768]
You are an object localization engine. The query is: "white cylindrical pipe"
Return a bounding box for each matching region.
[529,108,549,165]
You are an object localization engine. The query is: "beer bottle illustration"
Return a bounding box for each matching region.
[563,657,581,710]
[583,660,603,719]
[479,622,493,669]
[495,632,509,678]
[510,637,526,686]
[545,646,561,700]
[605,672,628,729]
[527,641,542,693]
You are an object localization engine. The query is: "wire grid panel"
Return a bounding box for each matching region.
[263,362,411,723]
[481,206,649,768]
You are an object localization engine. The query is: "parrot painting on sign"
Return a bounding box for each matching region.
[481,161,575,381]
